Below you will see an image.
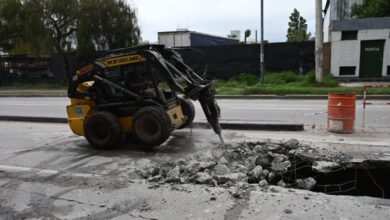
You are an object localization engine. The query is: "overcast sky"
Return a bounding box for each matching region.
[128,0,329,43]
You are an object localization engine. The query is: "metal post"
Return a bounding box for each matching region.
[315,0,324,83]
[260,0,265,84]
[363,87,367,132]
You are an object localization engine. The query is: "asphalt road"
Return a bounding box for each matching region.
[0,97,389,132]
[1,121,390,219]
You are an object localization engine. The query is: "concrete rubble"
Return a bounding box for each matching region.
[130,138,350,194]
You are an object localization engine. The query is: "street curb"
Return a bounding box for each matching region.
[0,94,66,97]
[0,94,390,100]
[0,116,68,123]
[0,116,304,132]
[191,122,304,131]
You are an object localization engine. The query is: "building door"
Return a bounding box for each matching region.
[359,40,385,78]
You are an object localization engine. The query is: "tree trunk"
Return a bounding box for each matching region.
[54,41,70,84]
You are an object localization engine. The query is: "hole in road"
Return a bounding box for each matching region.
[279,158,389,199]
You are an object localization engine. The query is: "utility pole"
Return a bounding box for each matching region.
[260,0,265,84]
[315,0,324,83]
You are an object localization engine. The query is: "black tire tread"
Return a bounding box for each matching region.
[84,111,122,150]
[132,106,172,146]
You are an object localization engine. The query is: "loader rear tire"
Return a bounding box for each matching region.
[133,106,172,147]
[84,111,122,150]
[178,98,195,129]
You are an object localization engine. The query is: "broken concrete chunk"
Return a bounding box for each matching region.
[165,166,181,182]
[247,166,263,182]
[277,180,287,187]
[272,154,288,163]
[213,164,231,175]
[148,175,163,182]
[296,177,316,190]
[199,161,215,170]
[253,145,267,153]
[244,156,257,171]
[266,143,283,152]
[271,161,291,174]
[218,157,228,164]
[255,154,272,167]
[236,181,249,190]
[312,161,340,173]
[269,186,280,193]
[260,169,270,179]
[195,150,215,162]
[184,161,201,176]
[259,179,268,187]
[230,162,249,173]
[173,158,188,166]
[268,172,276,182]
[215,173,248,184]
[284,138,300,149]
[190,172,212,184]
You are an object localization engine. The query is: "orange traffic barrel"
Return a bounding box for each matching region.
[327,93,356,133]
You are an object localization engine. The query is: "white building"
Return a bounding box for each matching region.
[330,17,390,79]
[158,30,239,48]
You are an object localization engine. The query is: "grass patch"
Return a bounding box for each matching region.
[216,72,390,95]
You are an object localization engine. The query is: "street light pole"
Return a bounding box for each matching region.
[315,0,324,83]
[260,0,265,84]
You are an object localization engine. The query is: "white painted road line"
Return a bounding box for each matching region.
[0,164,97,178]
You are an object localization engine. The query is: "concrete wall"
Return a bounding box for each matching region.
[158,33,191,48]
[331,29,390,77]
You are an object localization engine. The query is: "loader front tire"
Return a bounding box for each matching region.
[84,111,122,150]
[133,106,172,147]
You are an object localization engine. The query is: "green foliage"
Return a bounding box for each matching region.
[77,0,141,59]
[216,72,343,95]
[0,0,140,57]
[264,71,300,84]
[351,0,390,18]
[286,9,311,42]
[0,0,24,51]
[301,71,339,87]
[230,73,259,86]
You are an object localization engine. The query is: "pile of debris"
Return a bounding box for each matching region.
[130,139,348,191]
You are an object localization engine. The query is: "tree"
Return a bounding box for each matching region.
[286,9,311,42]
[0,0,53,54]
[0,0,24,52]
[244,29,251,44]
[77,0,141,60]
[0,0,141,82]
[25,0,79,82]
[351,0,390,18]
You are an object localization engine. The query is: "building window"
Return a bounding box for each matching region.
[339,67,356,76]
[388,66,390,75]
[341,31,358,40]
